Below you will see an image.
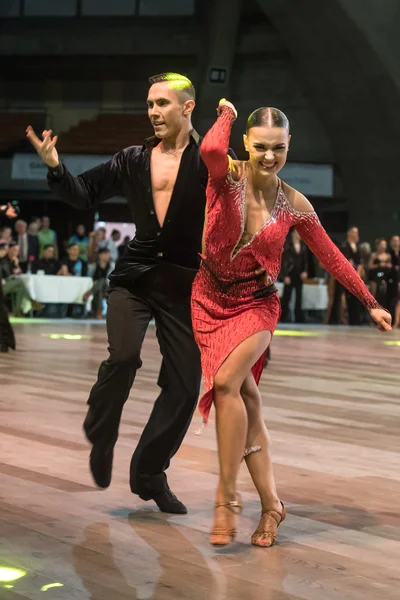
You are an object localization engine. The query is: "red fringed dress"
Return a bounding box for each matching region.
[191,105,380,423]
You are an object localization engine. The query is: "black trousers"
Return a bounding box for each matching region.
[281,277,303,323]
[83,265,201,498]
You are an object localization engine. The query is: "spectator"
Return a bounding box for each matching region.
[7,242,22,275]
[342,226,363,325]
[108,229,121,263]
[32,244,60,275]
[0,226,12,244]
[0,242,43,316]
[14,219,40,270]
[84,248,112,318]
[280,228,308,323]
[30,216,42,228]
[368,238,392,309]
[118,235,130,258]
[388,235,400,314]
[38,216,58,259]
[59,242,88,277]
[69,224,89,261]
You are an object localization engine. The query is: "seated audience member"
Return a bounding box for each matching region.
[32,244,60,275]
[7,242,22,275]
[0,242,43,316]
[84,248,112,318]
[59,243,88,277]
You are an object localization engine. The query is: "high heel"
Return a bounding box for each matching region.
[251,501,286,548]
[210,497,242,546]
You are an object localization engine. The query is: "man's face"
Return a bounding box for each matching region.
[44,246,55,260]
[348,227,359,243]
[77,225,86,237]
[42,217,50,229]
[147,82,192,140]
[15,222,27,235]
[99,251,110,264]
[68,245,79,260]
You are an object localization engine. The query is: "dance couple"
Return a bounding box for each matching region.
[27,73,391,547]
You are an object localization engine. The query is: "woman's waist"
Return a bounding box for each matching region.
[196,257,277,298]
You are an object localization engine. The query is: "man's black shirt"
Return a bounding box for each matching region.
[47,131,233,287]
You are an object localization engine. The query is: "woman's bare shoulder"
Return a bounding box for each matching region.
[281,180,314,213]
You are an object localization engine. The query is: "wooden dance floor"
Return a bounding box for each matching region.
[1,320,400,599]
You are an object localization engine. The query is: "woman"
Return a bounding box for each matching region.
[368,238,392,308]
[191,100,391,548]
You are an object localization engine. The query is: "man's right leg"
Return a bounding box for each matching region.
[84,286,152,488]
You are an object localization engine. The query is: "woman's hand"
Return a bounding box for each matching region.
[217,98,237,118]
[369,308,392,332]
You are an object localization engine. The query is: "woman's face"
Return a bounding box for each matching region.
[377,239,387,253]
[243,126,290,178]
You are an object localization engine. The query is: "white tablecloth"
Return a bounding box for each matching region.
[275,282,328,310]
[20,274,93,304]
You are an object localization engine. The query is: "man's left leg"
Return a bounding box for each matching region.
[130,285,201,513]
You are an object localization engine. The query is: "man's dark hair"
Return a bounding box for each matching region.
[44,244,55,250]
[98,248,110,256]
[246,107,289,134]
[67,242,79,250]
[148,72,196,101]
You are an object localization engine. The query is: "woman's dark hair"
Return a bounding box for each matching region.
[246,107,290,134]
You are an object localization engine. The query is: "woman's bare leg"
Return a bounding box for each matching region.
[211,330,271,545]
[240,372,285,546]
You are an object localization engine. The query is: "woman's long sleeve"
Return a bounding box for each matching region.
[200,105,236,180]
[295,212,380,310]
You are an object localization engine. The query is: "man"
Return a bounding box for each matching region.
[388,235,400,313]
[84,248,112,318]
[27,72,235,514]
[59,242,88,277]
[31,244,60,275]
[38,216,58,258]
[14,219,40,271]
[342,226,363,325]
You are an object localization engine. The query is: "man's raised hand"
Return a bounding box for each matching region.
[26,126,59,168]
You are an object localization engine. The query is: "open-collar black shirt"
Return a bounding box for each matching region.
[48,130,222,286]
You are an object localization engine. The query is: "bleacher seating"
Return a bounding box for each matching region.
[0,112,46,155]
[57,113,152,154]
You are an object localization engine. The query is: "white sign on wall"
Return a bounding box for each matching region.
[11,153,115,180]
[280,162,333,197]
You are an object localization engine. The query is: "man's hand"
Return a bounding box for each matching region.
[284,276,291,286]
[300,271,308,282]
[254,267,272,286]
[26,126,59,168]
[217,98,238,118]
[369,308,392,332]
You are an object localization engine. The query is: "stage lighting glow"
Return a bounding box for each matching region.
[384,340,400,346]
[274,330,319,337]
[41,583,64,592]
[41,333,92,340]
[0,567,26,582]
